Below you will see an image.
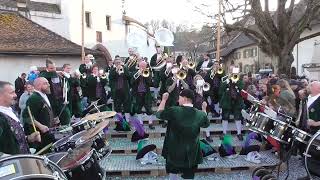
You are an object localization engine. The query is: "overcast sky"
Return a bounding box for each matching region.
[125,0,288,30]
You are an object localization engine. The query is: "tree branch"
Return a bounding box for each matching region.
[296,31,320,44]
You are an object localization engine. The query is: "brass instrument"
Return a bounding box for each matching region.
[117,65,124,74]
[176,69,187,80]
[80,73,87,79]
[230,74,240,83]
[134,68,150,79]
[193,74,210,92]
[125,56,137,68]
[99,70,108,79]
[152,53,168,71]
[187,61,196,69]
[210,67,224,79]
[203,83,210,91]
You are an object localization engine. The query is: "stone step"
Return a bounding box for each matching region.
[109,136,263,154]
[99,151,280,177]
[107,123,248,139]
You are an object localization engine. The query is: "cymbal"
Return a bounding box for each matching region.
[82,119,109,141]
[83,111,117,121]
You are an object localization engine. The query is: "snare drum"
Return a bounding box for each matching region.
[249,112,274,136]
[71,120,93,134]
[69,130,107,154]
[292,128,312,144]
[58,143,103,180]
[269,119,293,144]
[0,154,67,180]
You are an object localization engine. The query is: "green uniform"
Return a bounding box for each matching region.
[156,106,209,178]
[165,76,186,108]
[39,71,71,125]
[86,74,109,111]
[308,96,320,134]
[130,71,153,115]
[22,92,55,151]
[219,80,244,120]
[109,66,131,113]
[70,77,82,118]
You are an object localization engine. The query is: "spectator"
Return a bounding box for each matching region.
[15,73,27,100]
[18,82,34,122]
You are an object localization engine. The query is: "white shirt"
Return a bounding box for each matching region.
[34,90,51,107]
[0,106,20,123]
[182,103,193,107]
[307,93,320,108]
[201,60,209,69]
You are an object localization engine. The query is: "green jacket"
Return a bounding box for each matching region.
[219,80,244,110]
[86,75,108,102]
[309,96,320,134]
[156,106,209,168]
[109,66,131,99]
[0,114,22,154]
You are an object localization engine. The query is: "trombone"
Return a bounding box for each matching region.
[125,56,137,69]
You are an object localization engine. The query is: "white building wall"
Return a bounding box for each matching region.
[30,0,156,60]
[292,23,320,76]
[0,55,81,84]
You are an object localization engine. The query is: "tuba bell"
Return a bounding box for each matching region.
[154,28,174,46]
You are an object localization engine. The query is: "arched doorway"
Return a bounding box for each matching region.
[92,44,113,66]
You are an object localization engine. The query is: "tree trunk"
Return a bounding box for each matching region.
[277,52,294,75]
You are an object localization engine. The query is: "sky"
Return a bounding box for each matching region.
[125,0,289,30]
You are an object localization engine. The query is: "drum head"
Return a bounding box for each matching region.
[46,152,67,164]
[52,135,70,148]
[58,143,93,170]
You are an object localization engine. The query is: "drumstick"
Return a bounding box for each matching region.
[35,143,53,155]
[27,106,37,132]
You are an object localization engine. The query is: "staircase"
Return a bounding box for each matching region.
[96,113,289,179]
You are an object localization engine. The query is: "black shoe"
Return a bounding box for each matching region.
[206,136,213,143]
[237,134,243,141]
[162,122,167,128]
[149,124,155,130]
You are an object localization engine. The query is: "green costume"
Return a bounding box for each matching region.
[165,76,187,108]
[70,77,82,118]
[308,96,320,134]
[109,66,131,113]
[39,71,71,125]
[22,92,55,151]
[79,64,92,97]
[86,74,109,111]
[124,57,138,74]
[130,70,153,115]
[219,80,244,120]
[156,106,209,178]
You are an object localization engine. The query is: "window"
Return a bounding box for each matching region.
[96,31,102,43]
[253,48,257,57]
[106,15,111,30]
[85,11,91,28]
[233,52,241,59]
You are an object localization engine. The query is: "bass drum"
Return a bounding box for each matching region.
[0,154,66,180]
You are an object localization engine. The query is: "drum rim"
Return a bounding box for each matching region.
[52,135,71,147]
[71,119,89,127]
[69,130,88,141]
[10,174,58,180]
[59,149,94,170]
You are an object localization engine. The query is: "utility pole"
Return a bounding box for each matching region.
[216,0,221,62]
[81,0,85,62]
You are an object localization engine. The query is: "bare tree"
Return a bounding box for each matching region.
[192,0,320,74]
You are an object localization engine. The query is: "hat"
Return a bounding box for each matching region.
[114,113,131,132]
[200,139,216,157]
[218,134,236,157]
[136,140,157,160]
[179,89,195,102]
[131,131,149,142]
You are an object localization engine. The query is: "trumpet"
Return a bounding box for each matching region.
[176,69,187,80]
[194,74,210,92]
[80,73,87,79]
[230,73,240,83]
[203,83,210,91]
[116,66,124,74]
[133,68,150,79]
[187,61,196,69]
[99,70,108,79]
[210,67,224,79]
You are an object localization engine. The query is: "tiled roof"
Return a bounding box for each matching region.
[0,0,61,14]
[0,11,98,56]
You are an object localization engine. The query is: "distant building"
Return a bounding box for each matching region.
[0,10,104,84]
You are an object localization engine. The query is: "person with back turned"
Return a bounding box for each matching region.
[156,89,209,179]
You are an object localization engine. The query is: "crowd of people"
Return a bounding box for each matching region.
[1,44,319,179]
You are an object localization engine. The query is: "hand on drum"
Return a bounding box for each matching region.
[28,131,41,143]
[308,119,320,127]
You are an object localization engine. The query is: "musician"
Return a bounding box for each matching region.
[39,60,71,125]
[180,58,196,90]
[85,64,109,112]
[125,48,139,73]
[151,44,164,97]
[158,57,174,97]
[307,81,320,134]
[79,54,94,76]
[195,53,213,73]
[156,90,209,179]
[219,68,244,140]
[109,58,131,121]
[70,71,82,122]
[0,81,41,155]
[23,77,56,152]
[204,61,225,117]
[131,61,154,129]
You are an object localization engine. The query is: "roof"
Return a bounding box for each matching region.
[0,11,98,56]
[0,0,61,14]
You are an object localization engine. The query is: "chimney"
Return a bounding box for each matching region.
[16,0,30,18]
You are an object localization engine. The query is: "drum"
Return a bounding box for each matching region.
[58,143,103,180]
[69,130,109,155]
[46,152,68,165]
[249,112,274,136]
[72,120,93,134]
[292,128,313,145]
[52,135,74,152]
[269,119,293,144]
[0,154,67,180]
